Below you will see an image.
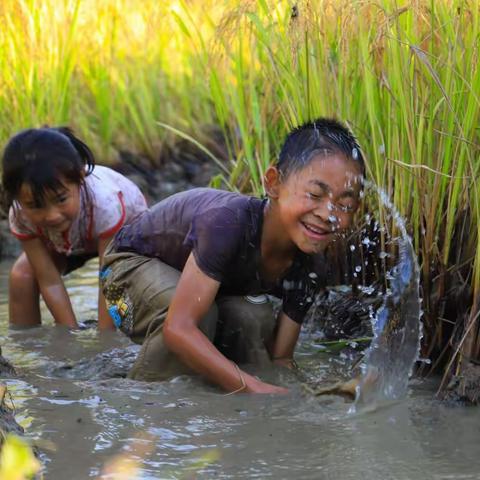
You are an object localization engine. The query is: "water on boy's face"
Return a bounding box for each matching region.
[277,154,363,254]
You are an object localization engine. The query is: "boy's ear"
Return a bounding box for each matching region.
[264,166,281,199]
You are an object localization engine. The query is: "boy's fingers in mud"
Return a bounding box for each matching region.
[245,376,289,394]
[337,370,379,398]
[252,384,289,394]
[337,378,360,398]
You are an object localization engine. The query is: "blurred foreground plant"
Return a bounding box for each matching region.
[0,434,41,480]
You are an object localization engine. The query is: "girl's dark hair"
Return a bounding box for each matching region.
[1,126,95,207]
[277,117,365,178]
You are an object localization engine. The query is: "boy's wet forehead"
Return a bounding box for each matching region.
[288,154,362,195]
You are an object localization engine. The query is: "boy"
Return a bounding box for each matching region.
[101,118,364,394]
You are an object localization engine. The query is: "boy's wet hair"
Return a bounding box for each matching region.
[277,117,365,178]
[1,126,95,207]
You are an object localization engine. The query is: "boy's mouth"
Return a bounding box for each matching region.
[301,221,332,240]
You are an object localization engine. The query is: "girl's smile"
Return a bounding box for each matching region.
[17,180,81,232]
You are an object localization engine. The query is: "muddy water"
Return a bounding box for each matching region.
[1,259,480,480]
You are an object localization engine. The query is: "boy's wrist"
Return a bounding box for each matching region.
[272,356,297,369]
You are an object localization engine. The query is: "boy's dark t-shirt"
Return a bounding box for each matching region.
[113,188,324,324]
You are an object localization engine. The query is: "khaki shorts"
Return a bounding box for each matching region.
[101,243,276,381]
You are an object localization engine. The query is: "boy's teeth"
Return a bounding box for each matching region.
[305,223,324,234]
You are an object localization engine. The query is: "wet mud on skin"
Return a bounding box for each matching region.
[1,260,480,479]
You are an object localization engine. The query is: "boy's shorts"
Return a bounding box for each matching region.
[100,242,276,381]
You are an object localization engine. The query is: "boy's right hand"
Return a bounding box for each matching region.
[244,374,289,394]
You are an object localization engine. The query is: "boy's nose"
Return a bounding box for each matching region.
[313,200,333,223]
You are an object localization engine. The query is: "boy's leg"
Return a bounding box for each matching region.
[214,295,276,366]
[101,249,217,381]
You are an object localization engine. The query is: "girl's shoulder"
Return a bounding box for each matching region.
[85,165,146,208]
[84,165,147,239]
[85,165,139,193]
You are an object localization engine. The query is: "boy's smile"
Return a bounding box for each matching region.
[265,154,363,255]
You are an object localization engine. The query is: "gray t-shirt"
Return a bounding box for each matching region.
[113,188,323,324]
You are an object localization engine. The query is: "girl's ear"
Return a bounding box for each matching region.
[263,166,281,199]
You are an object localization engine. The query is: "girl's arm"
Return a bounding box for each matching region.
[21,238,78,328]
[97,237,115,331]
[270,312,301,369]
[163,253,288,394]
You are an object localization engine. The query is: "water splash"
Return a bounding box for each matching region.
[351,183,422,411]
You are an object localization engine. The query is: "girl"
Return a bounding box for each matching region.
[101,118,365,392]
[2,127,147,330]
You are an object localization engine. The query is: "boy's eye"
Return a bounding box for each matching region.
[307,192,324,200]
[336,202,355,213]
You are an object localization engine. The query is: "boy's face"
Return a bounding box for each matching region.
[17,179,82,233]
[269,154,363,254]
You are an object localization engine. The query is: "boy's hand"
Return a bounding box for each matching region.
[309,370,379,399]
[244,374,289,394]
[272,357,297,370]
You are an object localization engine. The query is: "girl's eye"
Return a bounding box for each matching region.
[56,196,68,204]
[307,192,323,200]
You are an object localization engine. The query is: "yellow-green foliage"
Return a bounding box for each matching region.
[0,0,222,160]
[0,0,479,362]
[0,434,40,480]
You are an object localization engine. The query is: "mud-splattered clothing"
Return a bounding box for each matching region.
[101,245,276,380]
[9,165,147,255]
[112,187,323,324]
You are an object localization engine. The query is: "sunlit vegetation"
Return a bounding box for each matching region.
[0,0,479,396]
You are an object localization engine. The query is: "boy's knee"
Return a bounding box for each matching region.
[218,295,275,342]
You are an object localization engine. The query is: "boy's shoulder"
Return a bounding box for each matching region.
[157,188,262,219]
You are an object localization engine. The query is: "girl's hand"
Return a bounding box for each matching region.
[21,238,78,328]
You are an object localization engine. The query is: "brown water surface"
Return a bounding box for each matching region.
[0,259,479,479]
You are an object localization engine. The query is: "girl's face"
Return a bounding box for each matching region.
[271,153,363,254]
[17,179,82,232]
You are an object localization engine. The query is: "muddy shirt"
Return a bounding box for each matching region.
[113,188,324,324]
[9,165,148,255]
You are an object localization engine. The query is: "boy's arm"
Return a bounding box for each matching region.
[21,238,78,328]
[163,253,288,394]
[271,312,301,369]
[97,236,115,330]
